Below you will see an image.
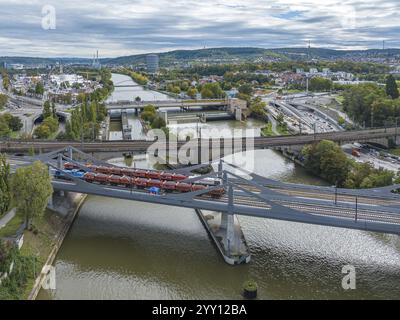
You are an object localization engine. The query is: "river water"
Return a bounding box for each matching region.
[38,74,400,300]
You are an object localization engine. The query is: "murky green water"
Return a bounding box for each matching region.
[37,75,400,300]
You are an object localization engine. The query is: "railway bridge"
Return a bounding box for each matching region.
[1,127,399,156]
[7,146,400,264]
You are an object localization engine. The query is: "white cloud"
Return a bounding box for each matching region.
[0,0,399,57]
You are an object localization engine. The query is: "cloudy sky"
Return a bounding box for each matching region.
[0,0,399,57]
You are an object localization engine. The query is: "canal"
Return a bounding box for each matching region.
[37,74,400,300]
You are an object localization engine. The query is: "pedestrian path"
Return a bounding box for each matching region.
[0,208,16,230]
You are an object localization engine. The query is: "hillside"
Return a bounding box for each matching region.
[2,47,400,67]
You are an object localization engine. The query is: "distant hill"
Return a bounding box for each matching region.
[103,47,400,66]
[2,47,400,67]
[0,57,92,66]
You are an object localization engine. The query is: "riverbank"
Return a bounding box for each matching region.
[20,192,87,300]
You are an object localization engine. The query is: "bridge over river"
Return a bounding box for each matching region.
[7,146,400,264]
[1,127,399,155]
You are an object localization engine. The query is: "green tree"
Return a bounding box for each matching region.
[309,77,333,92]
[385,75,399,99]
[187,87,198,99]
[151,116,166,129]
[10,161,53,229]
[249,97,267,120]
[34,82,44,96]
[51,102,57,118]
[42,101,52,119]
[302,140,351,186]
[200,83,225,99]
[34,124,51,139]
[0,93,7,109]
[238,83,253,96]
[0,117,10,137]
[42,116,59,133]
[7,115,23,131]
[0,154,11,216]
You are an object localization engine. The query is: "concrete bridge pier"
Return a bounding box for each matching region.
[195,174,251,265]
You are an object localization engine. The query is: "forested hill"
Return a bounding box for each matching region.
[2,47,400,66]
[103,47,400,65]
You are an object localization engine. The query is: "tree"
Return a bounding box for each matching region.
[386,75,399,99]
[10,161,53,229]
[0,154,11,216]
[34,124,51,139]
[238,83,253,96]
[302,140,351,186]
[187,87,198,99]
[151,116,166,129]
[309,77,333,92]
[342,83,385,126]
[0,93,7,109]
[51,102,57,118]
[7,115,23,132]
[42,116,59,133]
[35,82,44,96]
[249,97,267,120]
[42,101,52,119]
[200,83,225,99]
[0,117,10,138]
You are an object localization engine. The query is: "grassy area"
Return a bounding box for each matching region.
[0,213,24,238]
[9,131,20,139]
[261,123,276,137]
[0,209,65,299]
[335,95,345,104]
[390,148,400,156]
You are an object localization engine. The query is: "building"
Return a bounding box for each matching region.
[146,54,159,74]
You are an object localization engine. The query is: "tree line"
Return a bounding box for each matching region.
[343,76,400,128]
[302,140,397,188]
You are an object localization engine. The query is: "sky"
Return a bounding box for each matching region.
[0,0,399,58]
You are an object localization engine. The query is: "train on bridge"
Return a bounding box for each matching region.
[56,163,225,198]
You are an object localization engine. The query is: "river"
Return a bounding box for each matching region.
[37,74,400,300]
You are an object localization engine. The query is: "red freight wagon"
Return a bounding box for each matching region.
[162,181,177,191]
[94,173,108,183]
[134,178,148,188]
[147,171,161,179]
[84,172,95,183]
[133,169,147,178]
[147,179,163,188]
[121,168,135,176]
[110,167,122,175]
[64,162,76,170]
[172,174,187,181]
[109,175,122,185]
[191,184,207,192]
[119,176,132,187]
[160,172,174,180]
[208,187,225,198]
[96,166,112,174]
[176,182,192,192]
